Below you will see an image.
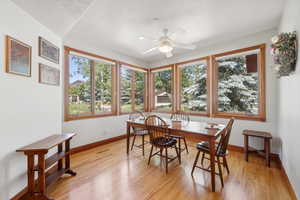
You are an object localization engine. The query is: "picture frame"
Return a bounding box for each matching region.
[39,36,60,64]
[5,35,32,77]
[39,63,60,86]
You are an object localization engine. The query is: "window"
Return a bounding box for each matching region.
[65,44,266,122]
[68,55,92,115]
[120,64,146,113]
[178,58,209,114]
[151,66,173,111]
[94,60,113,113]
[65,47,117,120]
[135,70,146,110]
[212,44,266,120]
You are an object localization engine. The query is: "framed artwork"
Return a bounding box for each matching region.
[39,63,60,86]
[39,37,60,64]
[5,36,32,77]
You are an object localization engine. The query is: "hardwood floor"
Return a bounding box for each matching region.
[47,138,296,200]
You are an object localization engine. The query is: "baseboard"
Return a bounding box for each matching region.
[228,144,297,199]
[10,188,27,200]
[70,134,127,154]
[227,144,280,161]
[277,158,298,200]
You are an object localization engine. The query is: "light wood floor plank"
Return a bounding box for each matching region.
[47,138,295,200]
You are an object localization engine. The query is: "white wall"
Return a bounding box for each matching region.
[62,40,148,148]
[150,29,280,153]
[63,38,148,67]
[0,1,63,199]
[278,0,300,197]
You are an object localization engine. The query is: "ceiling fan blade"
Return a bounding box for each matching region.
[165,52,173,58]
[139,35,158,42]
[173,42,196,50]
[142,47,158,54]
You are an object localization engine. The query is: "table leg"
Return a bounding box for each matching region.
[209,138,216,192]
[127,123,130,155]
[265,138,270,167]
[178,138,181,163]
[58,143,63,170]
[38,153,46,195]
[65,139,76,176]
[244,135,249,162]
[26,153,35,196]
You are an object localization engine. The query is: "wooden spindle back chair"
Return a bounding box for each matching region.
[129,111,148,156]
[191,118,234,187]
[145,115,168,143]
[216,118,234,157]
[145,115,180,173]
[169,112,190,154]
[170,112,190,122]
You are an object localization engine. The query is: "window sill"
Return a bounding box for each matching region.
[150,109,173,114]
[212,113,266,122]
[65,112,116,122]
[179,111,209,117]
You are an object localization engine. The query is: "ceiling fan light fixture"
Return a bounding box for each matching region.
[158,40,173,53]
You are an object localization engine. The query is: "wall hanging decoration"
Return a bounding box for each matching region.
[5,35,32,77]
[39,63,60,86]
[271,31,298,78]
[39,37,60,64]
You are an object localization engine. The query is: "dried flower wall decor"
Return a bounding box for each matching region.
[271,31,298,78]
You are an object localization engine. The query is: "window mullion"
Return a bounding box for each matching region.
[91,60,96,115]
[131,71,136,111]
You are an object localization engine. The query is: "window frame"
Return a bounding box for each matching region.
[64,44,266,122]
[211,44,266,121]
[119,62,148,114]
[175,57,210,117]
[149,65,175,113]
[64,46,117,121]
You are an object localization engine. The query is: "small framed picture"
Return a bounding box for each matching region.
[5,36,32,77]
[39,37,60,64]
[39,63,60,86]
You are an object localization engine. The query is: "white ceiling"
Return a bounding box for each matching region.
[12,0,285,63]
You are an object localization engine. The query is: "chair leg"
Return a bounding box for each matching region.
[131,134,136,151]
[223,157,230,174]
[160,148,163,161]
[191,150,201,176]
[201,152,205,166]
[174,144,181,164]
[148,145,154,165]
[183,137,189,153]
[165,148,168,173]
[178,138,181,162]
[142,135,145,156]
[217,156,224,187]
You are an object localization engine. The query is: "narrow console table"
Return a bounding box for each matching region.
[243,130,272,167]
[16,133,76,200]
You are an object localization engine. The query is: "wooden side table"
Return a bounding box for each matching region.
[243,130,272,167]
[16,133,76,200]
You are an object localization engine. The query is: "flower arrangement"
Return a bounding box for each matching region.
[271,31,298,78]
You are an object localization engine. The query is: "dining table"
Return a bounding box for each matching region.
[126,117,226,192]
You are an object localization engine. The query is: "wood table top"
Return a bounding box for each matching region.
[128,118,226,138]
[243,129,272,138]
[16,133,76,152]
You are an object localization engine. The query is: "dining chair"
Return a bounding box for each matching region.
[169,112,190,154]
[129,111,148,156]
[145,115,181,173]
[191,118,234,187]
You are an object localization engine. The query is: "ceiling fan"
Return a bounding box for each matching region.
[141,28,196,58]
